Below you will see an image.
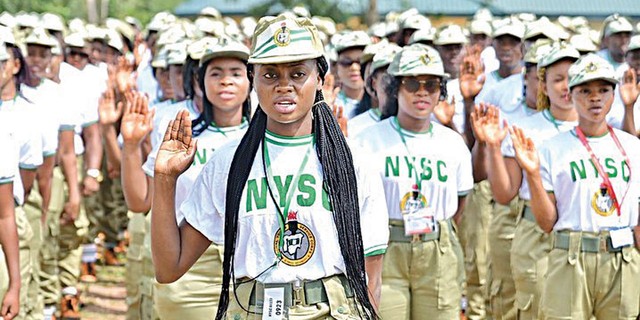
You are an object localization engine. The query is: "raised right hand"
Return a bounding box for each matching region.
[476,103,508,147]
[332,104,348,137]
[154,110,197,178]
[120,91,154,146]
[322,73,341,107]
[620,68,640,108]
[459,45,485,100]
[98,88,123,126]
[509,125,540,175]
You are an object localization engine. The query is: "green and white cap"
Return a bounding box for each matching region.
[200,37,250,66]
[105,29,124,53]
[311,16,336,37]
[125,16,142,30]
[408,27,436,44]
[369,22,387,38]
[628,35,640,52]
[200,7,221,20]
[0,42,10,61]
[568,53,618,89]
[401,14,431,31]
[166,41,189,65]
[524,17,566,41]
[187,36,217,61]
[335,30,371,54]
[16,12,38,29]
[41,13,64,32]
[64,33,85,48]
[248,14,324,64]
[524,39,553,64]
[538,41,580,68]
[24,27,58,47]
[0,26,16,45]
[195,17,225,37]
[371,43,401,74]
[569,34,597,53]
[384,21,399,37]
[387,43,448,78]
[151,46,169,68]
[434,24,468,45]
[602,14,633,38]
[469,20,492,36]
[0,12,16,29]
[396,8,419,28]
[241,17,258,39]
[492,17,525,39]
[156,25,187,47]
[85,24,107,41]
[361,38,389,64]
[292,6,311,18]
[473,8,493,22]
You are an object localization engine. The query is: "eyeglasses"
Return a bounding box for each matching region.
[337,59,361,67]
[69,50,89,59]
[400,78,441,93]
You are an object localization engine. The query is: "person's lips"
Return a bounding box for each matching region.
[218,90,237,101]
[273,96,297,114]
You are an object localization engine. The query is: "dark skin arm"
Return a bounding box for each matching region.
[57,130,80,224]
[364,255,383,310]
[36,155,55,224]
[81,123,103,196]
[0,183,20,320]
[18,168,36,200]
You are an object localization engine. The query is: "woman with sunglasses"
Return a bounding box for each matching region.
[151,14,388,319]
[352,44,472,319]
[121,37,252,318]
[512,53,640,319]
[334,31,371,119]
[475,42,581,319]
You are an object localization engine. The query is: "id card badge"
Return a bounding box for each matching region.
[262,286,286,320]
[402,208,437,236]
[610,227,634,249]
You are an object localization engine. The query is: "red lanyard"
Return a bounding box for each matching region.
[575,126,631,217]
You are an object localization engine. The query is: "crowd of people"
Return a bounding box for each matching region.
[0,4,639,320]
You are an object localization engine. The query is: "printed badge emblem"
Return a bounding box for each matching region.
[400,184,427,212]
[420,53,431,66]
[273,211,316,266]
[591,186,615,217]
[274,22,291,47]
[585,62,598,73]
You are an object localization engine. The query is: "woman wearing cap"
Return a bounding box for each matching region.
[334,31,371,119]
[512,54,640,319]
[120,38,252,318]
[474,41,580,319]
[352,43,472,319]
[151,14,387,319]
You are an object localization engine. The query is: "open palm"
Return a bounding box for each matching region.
[459,45,485,100]
[98,88,123,125]
[620,69,640,107]
[155,110,197,177]
[434,96,456,127]
[481,104,508,147]
[120,91,154,146]
[509,125,539,174]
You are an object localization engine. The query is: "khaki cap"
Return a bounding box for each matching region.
[370,43,401,74]
[85,24,107,41]
[408,27,436,44]
[628,35,640,52]
[41,13,64,32]
[64,33,86,48]
[105,29,124,53]
[524,39,553,64]
[311,16,336,37]
[434,24,468,45]
[473,8,493,22]
[602,14,633,38]
[200,37,250,66]
[292,6,310,18]
[200,7,221,19]
[538,41,580,68]
[402,14,431,31]
[24,27,58,47]
[387,43,448,78]
[568,53,618,89]
[0,26,16,45]
[156,25,187,47]
[248,14,325,65]
[16,12,38,29]
[335,30,371,54]
[241,17,258,39]
[0,12,16,28]
[151,46,169,68]
[469,20,492,36]
[524,17,564,41]
[493,17,525,39]
[569,34,597,53]
[187,37,216,60]
[166,41,189,65]
[361,38,389,64]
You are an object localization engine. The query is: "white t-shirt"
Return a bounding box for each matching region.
[596,49,629,79]
[0,117,17,185]
[539,128,640,232]
[501,109,577,200]
[481,72,537,124]
[481,46,499,74]
[142,99,201,176]
[475,70,515,104]
[348,108,380,137]
[352,117,473,221]
[179,130,389,283]
[335,91,361,120]
[0,98,44,205]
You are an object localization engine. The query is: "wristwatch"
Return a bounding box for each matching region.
[86,168,104,182]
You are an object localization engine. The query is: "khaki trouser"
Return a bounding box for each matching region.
[126,211,146,320]
[23,186,45,320]
[40,160,89,306]
[511,206,551,320]
[488,197,522,320]
[15,205,33,320]
[458,181,493,320]
[379,219,463,320]
[138,211,160,320]
[85,170,128,245]
[541,231,640,320]
[228,275,361,319]
[155,242,223,319]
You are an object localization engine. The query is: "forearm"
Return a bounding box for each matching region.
[36,156,56,218]
[471,142,487,182]
[463,98,476,149]
[526,172,557,233]
[151,174,182,282]
[453,195,467,226]
[622,104,637,137]
[58,132,80,206]
[486,146,518,204]
[100,124,122,177]
[19,168,37,200]
[121,144,152,212]
[364,254,383,310]
[0,187,20,290]
[82,124,103,172]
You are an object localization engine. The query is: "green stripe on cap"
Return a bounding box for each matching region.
[400,59,423,72]
[252,36,313,59]
[253,29,308,58]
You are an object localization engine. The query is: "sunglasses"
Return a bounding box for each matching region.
[337,59,361,67]
[400,78,441,93]
[69,50,89,59]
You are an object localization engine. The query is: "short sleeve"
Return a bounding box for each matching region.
[538,145,554,192]
[16,118,43,170]
[456,139,474,196]
[0,128,17,184]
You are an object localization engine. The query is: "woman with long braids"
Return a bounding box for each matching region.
[474,41,580,319]
[121,38,252,318]
[352,44,472,319]
[151,14,388,319]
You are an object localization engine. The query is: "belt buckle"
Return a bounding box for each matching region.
[293,280,304,306]
[412,234,421,243]
[600,236,608,253]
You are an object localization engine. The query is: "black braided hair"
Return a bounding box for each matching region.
[191,58,252,137]
[182,56,198,100]
[216,57,377,320]
[381,75,448,120]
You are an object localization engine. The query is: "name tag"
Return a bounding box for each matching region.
[403,208,437,236]
[610,227,634,249]
[262,287,285,320]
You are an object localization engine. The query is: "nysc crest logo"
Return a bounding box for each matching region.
[591,185,615,217]
[274,22,291,47]
[273,211,316,266]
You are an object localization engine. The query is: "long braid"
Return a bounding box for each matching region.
[216,109,267,320]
